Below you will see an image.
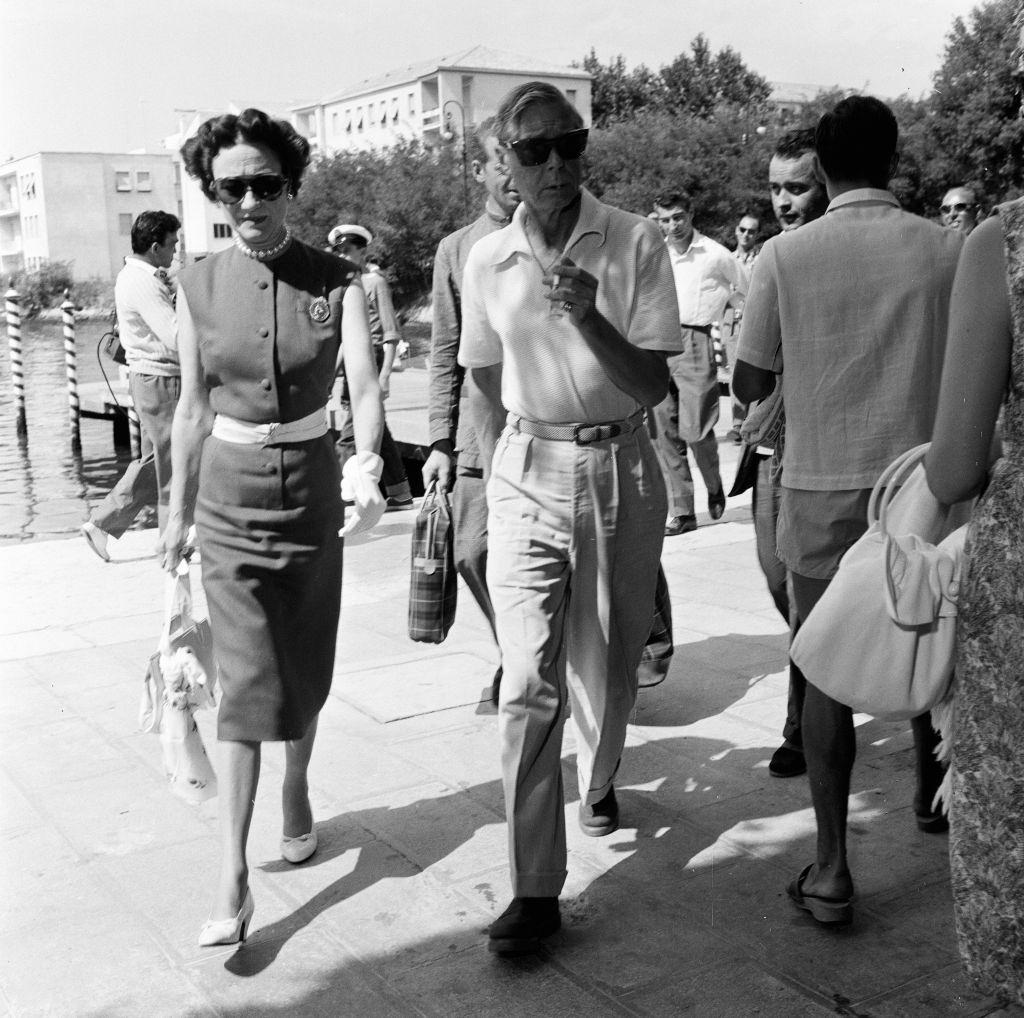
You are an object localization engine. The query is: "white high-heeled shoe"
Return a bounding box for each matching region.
[198,887,254,947]
[281,827,318,864]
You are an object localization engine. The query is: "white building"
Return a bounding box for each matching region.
[291,45,592,156]
[0,151,179,280]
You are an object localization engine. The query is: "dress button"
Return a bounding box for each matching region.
[259,327,269,337]
[257,281,268,290]
[261,378,272,391]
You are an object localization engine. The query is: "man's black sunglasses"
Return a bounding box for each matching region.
[211,174,288,204]
[507,128,589,167]
[940,202,974,215]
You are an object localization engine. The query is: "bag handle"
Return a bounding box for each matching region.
[160,562,195,656]
[869,443,930,536]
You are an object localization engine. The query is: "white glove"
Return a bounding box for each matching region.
[340,450,386,538]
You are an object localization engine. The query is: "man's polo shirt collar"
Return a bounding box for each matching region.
[667,229,710,259]
[826,188,900,214]
[124,255,162,278]
[486,187,608,266]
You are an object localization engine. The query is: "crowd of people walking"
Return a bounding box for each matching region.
[85,82,1022,1006]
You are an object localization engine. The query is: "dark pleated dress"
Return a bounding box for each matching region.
[177,240,359,742]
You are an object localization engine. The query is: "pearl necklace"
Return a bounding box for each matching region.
[234,228,292,261]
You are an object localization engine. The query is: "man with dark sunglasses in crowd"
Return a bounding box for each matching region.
[940,184,979,236]
[458,81,680,956]
[422,117,521,705]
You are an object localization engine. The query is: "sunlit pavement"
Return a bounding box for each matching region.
[2,402,1021,1017]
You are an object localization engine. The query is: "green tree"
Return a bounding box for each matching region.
[927,0,1024,207]
[581,49,660,127]
[289,138,471,303]
[583,107,776,246]
[657,35,772,119]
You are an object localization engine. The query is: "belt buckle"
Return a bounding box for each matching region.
[262,422,280,446]
[574,422,620,445]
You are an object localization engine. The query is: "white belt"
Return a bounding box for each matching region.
[212,407,328,446]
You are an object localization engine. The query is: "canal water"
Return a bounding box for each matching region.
[0,318,143,546]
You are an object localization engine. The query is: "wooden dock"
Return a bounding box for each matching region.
[77,360,435,459]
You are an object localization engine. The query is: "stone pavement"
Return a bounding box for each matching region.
[2,430,1022,1017]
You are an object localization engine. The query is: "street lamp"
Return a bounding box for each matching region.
[441,99,469,213]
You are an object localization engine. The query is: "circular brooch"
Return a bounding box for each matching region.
[308,297,330,323]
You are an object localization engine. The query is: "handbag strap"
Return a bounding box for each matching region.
[160,563,195,655]
[869,443,930,536]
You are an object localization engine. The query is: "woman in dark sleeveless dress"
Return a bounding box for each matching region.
[926,203,1024,1005]
[159,109,385,947]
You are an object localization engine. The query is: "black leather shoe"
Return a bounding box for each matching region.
[708,490,726,520]
[665,515,697,537]
[769,745,807,778]
[488,896,560,955]
[579,786,619,837]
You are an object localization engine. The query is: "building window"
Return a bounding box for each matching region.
[408,92,415,115]
[119,213,132,236]
[332,111,339,134]
[356,107,363,131]
[173,162,181,185]
[391,98,399,121]
[21,173,36,199]
[213,223,232,239]
[115,170,131,192]
[136,170,152,192]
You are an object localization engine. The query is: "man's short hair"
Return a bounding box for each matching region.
[773,127,816,161]
[814,96,897,188]
[467,115,499,166]
[494,82,583,144]
[130,211,180,254]
[653,191,692,213]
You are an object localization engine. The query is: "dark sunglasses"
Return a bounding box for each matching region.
[212,174,288,204]
[507,128,589,167]
[940,202,974,215]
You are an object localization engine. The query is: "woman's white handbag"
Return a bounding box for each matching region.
[790,444,973,721]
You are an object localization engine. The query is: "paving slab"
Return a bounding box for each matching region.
[2,466,1022,1017]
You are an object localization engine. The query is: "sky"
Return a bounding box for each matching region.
[1,0,985,160]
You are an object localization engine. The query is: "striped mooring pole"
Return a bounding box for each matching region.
[128,404,142,460]
[5,288,27,439]
[61,292,81,454]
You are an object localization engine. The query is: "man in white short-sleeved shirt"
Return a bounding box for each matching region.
[734,96,962,925]
[459,81,680,956]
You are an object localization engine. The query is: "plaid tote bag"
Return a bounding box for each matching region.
[408,481,458,643]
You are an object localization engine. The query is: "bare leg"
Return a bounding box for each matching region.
[792,572,855,900]
[282,716,318,838]
[213,739,260,918]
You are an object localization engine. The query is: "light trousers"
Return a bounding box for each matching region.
[487,423,666,897]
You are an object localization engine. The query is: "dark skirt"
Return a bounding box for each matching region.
[196,433,343,742]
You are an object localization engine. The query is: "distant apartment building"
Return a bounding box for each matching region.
[291,45,592,157]
[0,152,179,280]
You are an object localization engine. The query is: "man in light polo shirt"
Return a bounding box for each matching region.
[734,96,962,924]
[940,184,979,236]
[81,210,180,559]
[460,81,680,955]
[652,190,745,536]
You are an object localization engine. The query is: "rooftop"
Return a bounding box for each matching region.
[295,44,590,110]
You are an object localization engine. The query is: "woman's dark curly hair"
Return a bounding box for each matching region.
[181,108,311,202]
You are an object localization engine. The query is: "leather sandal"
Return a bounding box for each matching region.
[787,864,853,926]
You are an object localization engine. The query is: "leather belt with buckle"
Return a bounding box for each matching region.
[508,410,644,446]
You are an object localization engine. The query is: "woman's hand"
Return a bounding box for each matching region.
[159,515,191,573]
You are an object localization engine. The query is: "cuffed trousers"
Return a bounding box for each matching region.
[91,372,178,535]
[487,423,666,897]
